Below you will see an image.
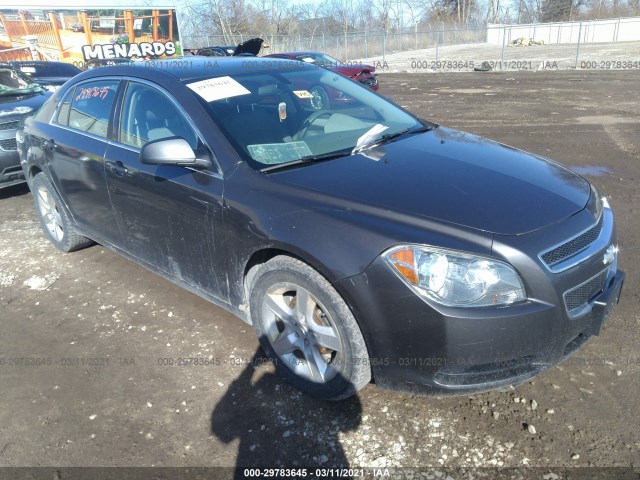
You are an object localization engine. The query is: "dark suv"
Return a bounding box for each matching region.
[0,62,51,189]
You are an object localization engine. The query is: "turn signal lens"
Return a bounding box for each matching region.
[389,249,418,284]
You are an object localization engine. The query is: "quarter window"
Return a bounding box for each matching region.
[54,89,73,126]
[119,82,198,150]
[66,80,119,138]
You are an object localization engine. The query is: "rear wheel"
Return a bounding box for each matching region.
[249,256,371,400]
[32,173,93,252]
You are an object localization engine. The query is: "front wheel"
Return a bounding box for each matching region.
[249,256,371,400]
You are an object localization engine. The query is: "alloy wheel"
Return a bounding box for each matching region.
[261,282,343,383]
[37,186,64,242]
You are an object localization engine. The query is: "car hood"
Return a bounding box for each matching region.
[0,90,51,117]
[329,64,376,76]
[269,127,591,236]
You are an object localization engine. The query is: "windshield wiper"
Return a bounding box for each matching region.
[352,124,434,155]
[260,150,350,174]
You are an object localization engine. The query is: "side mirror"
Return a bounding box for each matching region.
[140,137,210,169]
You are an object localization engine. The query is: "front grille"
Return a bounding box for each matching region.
[0,138,17,151]
[563,268,609,318]
[0,121,20,131]
[541,214,604,268]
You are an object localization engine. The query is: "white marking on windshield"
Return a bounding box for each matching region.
[186,76,250,102]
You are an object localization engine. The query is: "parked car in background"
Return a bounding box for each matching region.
[18,58,624,400]
[83,58,135,70]
[266,52,378,89]
[0,62,51,189]
[188,45,236,57]
[264,51,378,109]
[10,61,82,91]
[186,37,263,57]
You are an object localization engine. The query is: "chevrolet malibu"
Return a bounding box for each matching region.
[18,58,624,400]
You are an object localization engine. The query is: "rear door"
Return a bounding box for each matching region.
[104,80,228,302]
[46,79,122,245]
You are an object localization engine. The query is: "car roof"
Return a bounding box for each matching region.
[69,56,312,83]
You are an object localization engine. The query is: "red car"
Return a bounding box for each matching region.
[264,51,378,110]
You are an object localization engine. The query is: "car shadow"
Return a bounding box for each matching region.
[211,347,362,479]
[0,182,30,200]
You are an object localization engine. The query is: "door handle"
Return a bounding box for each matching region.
[42,139,56,151]
[106,160,129,177]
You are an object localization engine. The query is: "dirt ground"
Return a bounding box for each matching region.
[0,70,639,476]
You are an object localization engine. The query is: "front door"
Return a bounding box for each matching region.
[104,81,228,302]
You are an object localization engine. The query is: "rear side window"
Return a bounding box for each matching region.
[33,95,59,123]
[65,80,119,138]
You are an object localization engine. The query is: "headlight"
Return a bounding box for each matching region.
[383,245,526,307]
[590,184,603,219]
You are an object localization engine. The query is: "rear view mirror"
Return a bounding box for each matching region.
[140,137,209,168]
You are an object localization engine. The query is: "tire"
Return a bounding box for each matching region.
[249,256,371,400]
[309,86,330,111]
[31,173,93,252]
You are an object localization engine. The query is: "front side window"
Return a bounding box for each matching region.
[119,82,198,150]
[67,80,119,138]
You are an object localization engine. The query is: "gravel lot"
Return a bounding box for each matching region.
[0,70,639,477]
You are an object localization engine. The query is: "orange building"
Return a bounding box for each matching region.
[0,2,181,65]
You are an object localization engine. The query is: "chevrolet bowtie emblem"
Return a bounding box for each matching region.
[603,244,618,265]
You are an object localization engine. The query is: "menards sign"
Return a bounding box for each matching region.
[81,41,176,60]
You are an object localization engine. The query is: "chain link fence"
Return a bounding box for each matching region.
[183,17,640,72]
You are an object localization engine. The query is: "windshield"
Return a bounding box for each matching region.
[190,66,422,170]
[0,66,42,96]
[296,53,342,67]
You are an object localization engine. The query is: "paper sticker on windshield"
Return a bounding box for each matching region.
[20,66,36,73]
[186,76,250,102]
[247,142,312,164]
[293,90,313,99]
[301,57,315,63]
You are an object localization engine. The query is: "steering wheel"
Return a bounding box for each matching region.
[296,111,333,140]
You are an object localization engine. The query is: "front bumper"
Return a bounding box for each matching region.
[339,258,623,395]
[0,149,25,189]
[336,207,624,396]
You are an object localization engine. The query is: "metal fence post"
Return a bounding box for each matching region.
[365,30,368,58]
[575,21,582,68]
[500,25,507,69]
[344,31,348,59]
[383,33,386,64]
